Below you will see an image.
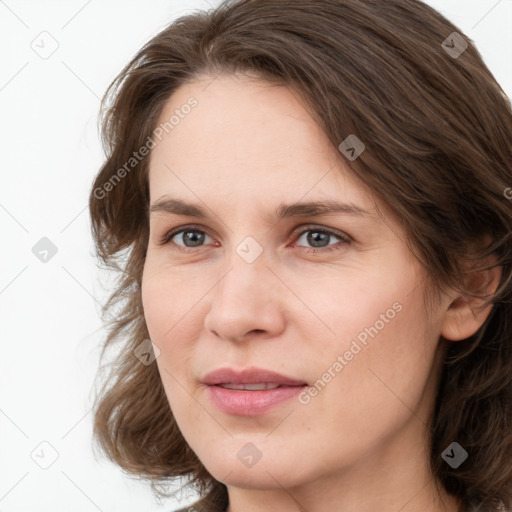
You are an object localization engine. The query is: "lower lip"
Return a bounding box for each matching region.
[205,385,306,416]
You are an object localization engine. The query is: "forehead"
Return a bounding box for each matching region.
[148,73,375,213]
[151,72,334,162]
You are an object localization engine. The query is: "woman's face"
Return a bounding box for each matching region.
[142,73,451,494]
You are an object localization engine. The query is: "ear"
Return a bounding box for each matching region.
[440,255,501,342]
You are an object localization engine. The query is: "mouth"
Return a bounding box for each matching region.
[201,367,308,416]
[215,383,295,391]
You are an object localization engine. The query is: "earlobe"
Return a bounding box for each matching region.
[440,263,501,342]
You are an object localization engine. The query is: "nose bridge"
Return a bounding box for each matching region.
[204,236,284,341]
[217,236,270,309]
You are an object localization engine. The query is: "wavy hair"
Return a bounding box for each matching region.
[88,1,512,511]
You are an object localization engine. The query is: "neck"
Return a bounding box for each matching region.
[226,467,461,512]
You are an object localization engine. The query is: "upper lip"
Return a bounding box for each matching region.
[201,367,307,386]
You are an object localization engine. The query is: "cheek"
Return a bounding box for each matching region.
[314,288,438,432]
[288,264,409,355]
[141,266,203,386]
[141,272,195,417]
[141,275,170,341]
[141,263,199,341]
[297,264,438,407]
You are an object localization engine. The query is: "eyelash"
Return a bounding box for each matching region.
[158,224,351,254]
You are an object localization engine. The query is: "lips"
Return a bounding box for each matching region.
[201,367,307,387]
[201,367,307,416]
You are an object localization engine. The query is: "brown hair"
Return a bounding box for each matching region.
[88,1,512,511]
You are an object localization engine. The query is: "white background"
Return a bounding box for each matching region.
[1,1,511,511]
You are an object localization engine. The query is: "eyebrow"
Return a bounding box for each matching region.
[149,197,371,222]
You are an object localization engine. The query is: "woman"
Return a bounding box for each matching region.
[88,1,512,511]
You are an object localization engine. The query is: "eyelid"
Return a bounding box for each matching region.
[292,224,351,243]
[158,223,214,246]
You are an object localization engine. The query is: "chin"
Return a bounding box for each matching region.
[209,460,301,490]
[196,438,315,490]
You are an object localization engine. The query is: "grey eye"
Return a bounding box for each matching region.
[172,229,212,247]
[296,229,342,248]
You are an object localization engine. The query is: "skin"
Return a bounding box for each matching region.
[141,72,499,512]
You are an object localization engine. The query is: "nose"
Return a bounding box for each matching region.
[203,251,287,343]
